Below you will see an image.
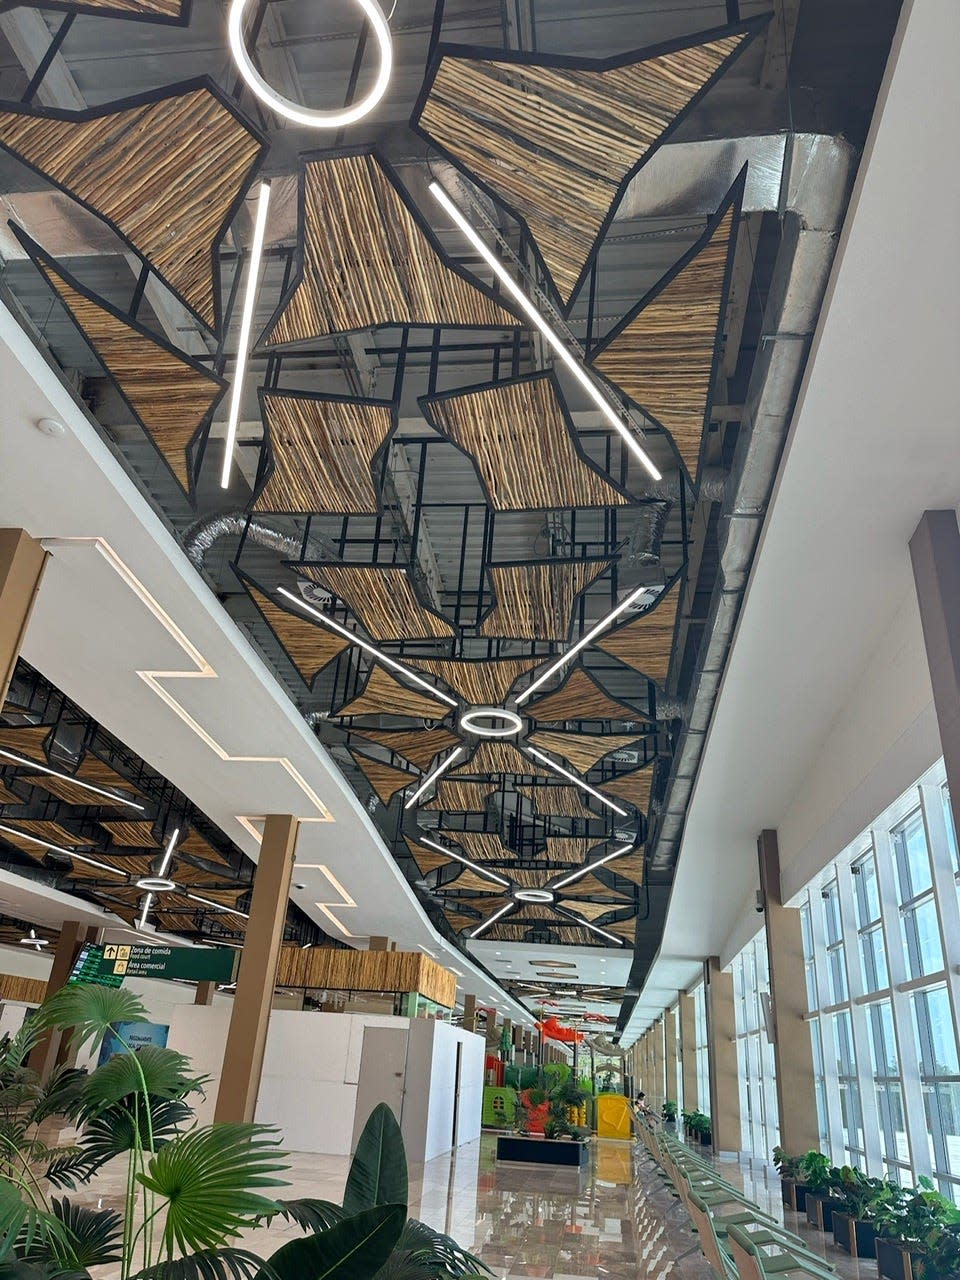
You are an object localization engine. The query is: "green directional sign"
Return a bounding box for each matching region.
[92,943,236,984]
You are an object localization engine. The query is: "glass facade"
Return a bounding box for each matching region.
[729,760,960,1197]
[693,980,710,1114]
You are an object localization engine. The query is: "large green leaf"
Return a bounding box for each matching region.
[0,1261,89,1280]
[131,1248,267,1280]
[46,1200,122,1270]
[31,987,148,1056]
[46,1099,193,1188]
[138,1124,287,1256]
[0,1181,69,1263]
[264,1204,405,1280]
[256,1199,344,1232]
[372,1220,492,1280]
[80,1047,198,1115]
[343,1105,407,1216]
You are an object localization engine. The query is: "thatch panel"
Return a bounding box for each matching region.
[101,820,157,848]
[246,584,349,687]
[481,560,612,641]
[404,839,450,876]
[601,765,654,813]
[557,872,618,898]
[528,668,646,724]
[298,565,454,642]
[423,779,497,812]
[0,781,21,805]
[529,730,641,773]
[595,578,681,685]
[416,30,750,304]
[563,899,629,922]
[440,867,507,894]
[444,912,476,934]
[351,753,418,806]
[0,86,263,328]
[0,726,51,762]
[355,727,459,771]
[335,668,449,721]
[603,915,638,941]
[255,393,393,515]
[543,836,592,865]
[0,821,89,858]
[20,772,139,806]
[75,756,140,794]
[176,830,230,865]
[44,0,186,17]
[263,152,516,345]
[454,831,514,863]
[608,853,645,886]
[408,656,540,705]
[454,740,550,778]
[516,784,592,820]
[422,374,626,510]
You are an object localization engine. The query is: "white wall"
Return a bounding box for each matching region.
[398,1021,485,1163]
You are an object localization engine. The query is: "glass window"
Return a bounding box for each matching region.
[944,785,959,873]
[823,880,843,944]
[860,924,889,992]
[894,811,933,900]
[901,897,944,979]
[913,987,960,1076]
[854,854,882,926]
[833,1009,864,1154]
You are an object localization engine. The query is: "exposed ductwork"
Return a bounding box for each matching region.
[182,512,336,572]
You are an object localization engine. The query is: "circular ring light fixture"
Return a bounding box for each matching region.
[136,876,177,892]
[18,931,49,947]
[513,888,555,904]
[459,707,523,739]
[227,0,393,129]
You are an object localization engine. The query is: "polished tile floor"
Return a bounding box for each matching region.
[73,1133,880,1279]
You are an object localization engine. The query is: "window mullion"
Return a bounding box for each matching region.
[919,783,960,1035]
[808,887,845,1164]
[838,864,883,1172]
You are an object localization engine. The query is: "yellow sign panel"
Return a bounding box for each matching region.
[596,1093,632,1140]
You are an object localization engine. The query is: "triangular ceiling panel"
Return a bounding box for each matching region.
[420,372,628,511]
[176,830,230,866]
[414,22,759,307]
[335,667,450,721]
[32,0,189,20]
[0,821,89,859]
[0,726,52,762]
[441,867,508,894]
[75,755,141,794]
[595,577,682,687]
[20,233,225,491]
[261,150,517,346]
[557,872,620,898]
[562,899,630,923]
[0,781,21,805]
[244,581,350,688]
[444,911,477,933]
[528,667,647,724]
[601,765,655,813]
[254,391,395,515]
[528,730,643,774]
[354,728,460,772]
[608,851,645,887]
[350,753,418,806]
[453,832,514,863]
[590,175,745,482]
[407,657,541,705]
[20,772,140,806]
[481,560,613,641]
[404,838,450,876]
[603,915,639,942]
[454,740,551,778]
[543,836,593,865]
[0,84,264,329]
[423,779,498,812]
[297,565,455,642]
[517,784,593,820]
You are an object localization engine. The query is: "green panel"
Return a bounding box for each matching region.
[90,942,236,983]
[482,1086,518,1128]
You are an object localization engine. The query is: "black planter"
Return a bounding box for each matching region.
[700,1132,712,1147]
[832,1212,878,1259]
[496,1135,588,1167]
[781,1179,810,1213]
[806,1193,843,1232]
[876,1237,917,1280]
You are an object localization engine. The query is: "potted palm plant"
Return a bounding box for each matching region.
[0,983,489,1280]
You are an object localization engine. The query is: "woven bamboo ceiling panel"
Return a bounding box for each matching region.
[335,668,450,721]
[558,872,619,898]
[9,0,190,21]
[510,868,548,888]
[350,753,418,806]
[0,781,21,805]
[0,85,263,329]
[481,559,613,641]
[22,237,225,491]
[355,728,459,771]
[455,740,549,778]
[405,839,450,876]
[407,657,541,705]
[516,785,592,820]
[454,831,515,863]
[262,151,516,346]
[596,577,681,686]
[445,868,506,894]
[297,565,454,642]
[244,583,349,688]
[0,821,88,858]
[603,916,638,941]
[420,373,627,511]
[444,912,476,933]
[0,727,51,762]
[564,899,628,923]
[590,177,744,482]
[176,830,229,865]
[528,668,645,724]
[423,779,497,812]
[21,773,140,807]
[414,23,756,306]
[608,852,645,887]
[254,391,394,515]
[602,765,654,813]
[543,836,592,864]
[75,755,140,793]
[529,730,641,774]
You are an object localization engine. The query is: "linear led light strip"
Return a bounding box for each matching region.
[0,822,127,878]
[429,181,661,482]
[404,748,464,810]
[469,902,516,939]
[40,539,333,826]
[556,905,625,947]
[185,893,250,919]
[294,863,360,938]
[276,587,458,711]
[0,748,146,811]
[419,835,510,887]
[552,843,637,890]
[136,826,180,930]
[523,746,628,817]
[221,181,271,490]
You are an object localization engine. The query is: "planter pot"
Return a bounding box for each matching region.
[876,1238,918,1280]
[806,1193,843,1232]
[496,1135,589,1167]
[832,1212,877,1259]
[781,1179,810,1213]
[664,1116,677,1126]
[700,1132,712,1147]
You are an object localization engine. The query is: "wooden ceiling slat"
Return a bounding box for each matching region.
[350,753,418,806]
[0,85,264,329]
[415,28,752,305]
[101,820,157,848]
[335,668,450,721]
[0,726,51,762]
[351,728,459,772]
[254,392,394,515]
[528,668,647,724]
[421,373,627,511]
[601,765,654,813]
[528,730,643,774]
[298,565,454,642]
[245,583,350,688]
[481,560,613,641]
[407,657,541,706]
[516,784,592,820]
[75,756,141,794]
[263,152,516,345]
[595,578,682,686]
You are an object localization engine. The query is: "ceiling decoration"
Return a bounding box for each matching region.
[0,727,52,761]
[253,390,396,516]
[542,836,593,864]
[0,81,265,330]
[0,821,93,859]
[528,729,644,774]
[260,149,519,347]
[296,565,455,642]
[350,753,419,806]
[595,575,682,685]
[451,832,516,864]
[453,741,548,778]
[333,667,450,721]
[422,779,497,812]
[526,668,647,725]
[563,898,630,923]
[74,754,145,794]
[16,232,226,493]
[23,771,140,807]
[242,581,350,689]
[413,18,761,307]
[516,785,593,821]
[1,0,191,23]
[404,838,452,876]
[607,851,645,887]
[100,820,160,847]
[406,657,542,706]
[354,728,460,772]
[0,782,21,805]
[601,765,655,813]
[589,173,746,483]
[419,372,629,511]
[558,872,620,898]
[480,559,613,641]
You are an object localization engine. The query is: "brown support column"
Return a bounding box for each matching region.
[215,815,298,1123]
[368,936,391,951]
[0,528,46,706]
[758,829,820,1153]
[910,510,960,844]
[195,980,216,1006]
[705,957,741,1156]
[28,921,93,1078]
[679,992,697,1111]
[462,993,477,1033]
[664,1007,678,1107]
[653,1019,665,1110]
